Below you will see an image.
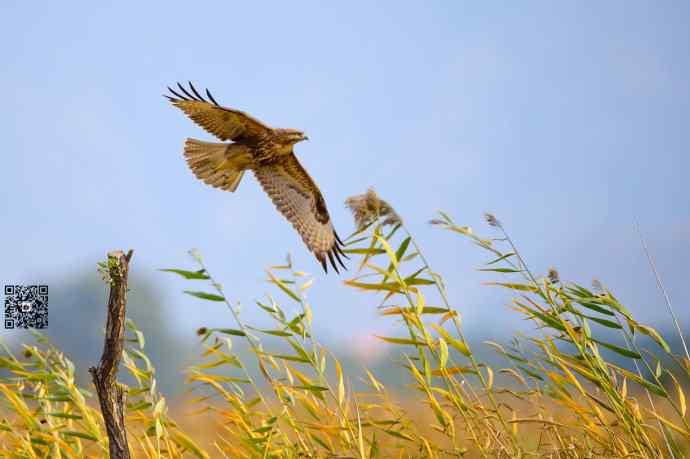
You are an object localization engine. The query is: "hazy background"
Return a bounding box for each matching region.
[1,1,688,395]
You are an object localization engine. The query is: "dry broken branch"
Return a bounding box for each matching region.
[89,249,133,459]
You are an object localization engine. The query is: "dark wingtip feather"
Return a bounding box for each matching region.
[334,239,350,260]
[334,230,345,245]
[332,247,347,271]
[333,231,350,260]
[319,255,327,273]
[188,81,206,101]
[206,88,220,106]
[167,86,187,101]
[177,82,197,100]
[327,251,340,274]
[337,245,350,260]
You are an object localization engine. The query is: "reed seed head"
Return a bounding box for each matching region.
[592,279,604,294]
[484,212,500,227]
[345,188,401,230]
[548,267,560,284]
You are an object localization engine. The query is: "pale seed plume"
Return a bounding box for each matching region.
[547,267,560,284]
[345,188,401,230]
[484,212,500,227]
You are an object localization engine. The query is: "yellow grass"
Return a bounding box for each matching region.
[2,198,689,458]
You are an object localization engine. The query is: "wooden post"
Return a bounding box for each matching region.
[89,249,133,459]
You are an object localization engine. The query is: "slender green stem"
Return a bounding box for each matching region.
[497,227,652,456]
[402,224,520,455]
[365,226,488,455]
[190,254,313,451]
[288,270,361,453]
[461,219,655,455]
[636,224,690,362]
[613,313,675,459]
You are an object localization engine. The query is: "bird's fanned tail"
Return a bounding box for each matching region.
[184,138,254,192]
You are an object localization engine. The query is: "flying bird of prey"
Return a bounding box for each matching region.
[165,82,347,273]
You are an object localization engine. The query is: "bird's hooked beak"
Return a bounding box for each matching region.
[302,134,309,141]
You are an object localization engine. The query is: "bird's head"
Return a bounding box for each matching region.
[276,128,309,145]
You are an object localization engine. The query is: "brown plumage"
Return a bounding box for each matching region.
[166,82,347,273]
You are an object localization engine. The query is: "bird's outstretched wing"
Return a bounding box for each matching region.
[166,82,272,141]
[254,153,347,273]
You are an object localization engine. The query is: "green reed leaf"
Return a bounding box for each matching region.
[160,268,210,280]
[376,336,427,346]
[184,290,225,302]
[632,323,671,353]
[478,267,523,273]
[591,338,641,359]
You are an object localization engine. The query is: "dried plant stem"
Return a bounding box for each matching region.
[190,260,274,406]
[636,224,690,362]
[401,225,520,455]
[375,235,484,453]
[89,249,133,459]
[496,226,660,455]
[290,273,361,446]
[497,225,668,456]
[614,314,676,459]
[190,254,315,452]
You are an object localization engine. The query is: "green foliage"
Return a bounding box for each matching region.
[0,325,207,458]
[2,205,689,458]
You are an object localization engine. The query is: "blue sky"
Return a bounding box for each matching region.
[1,1,688,353]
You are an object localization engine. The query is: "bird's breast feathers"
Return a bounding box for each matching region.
[251,140,294,164]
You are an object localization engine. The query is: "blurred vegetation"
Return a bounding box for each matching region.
[3,272,194,396]
[1,190,689,458]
